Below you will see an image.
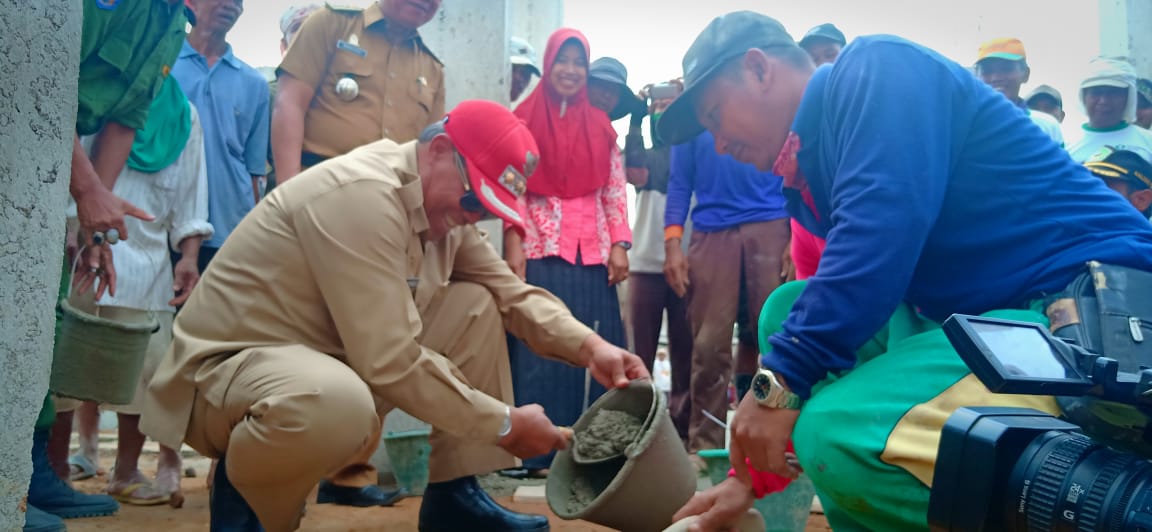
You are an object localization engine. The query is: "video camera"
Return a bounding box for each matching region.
[928,314,1152,531]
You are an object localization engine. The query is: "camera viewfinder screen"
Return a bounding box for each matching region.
[971,321,1072,379]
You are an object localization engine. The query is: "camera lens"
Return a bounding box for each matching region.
[1007,430,1152,531]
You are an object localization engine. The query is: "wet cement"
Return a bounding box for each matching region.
[574,409,644,460]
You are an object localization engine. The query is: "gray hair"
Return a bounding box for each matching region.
[418,118,448,143]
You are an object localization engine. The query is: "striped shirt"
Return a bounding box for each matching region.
[71,106,214,311]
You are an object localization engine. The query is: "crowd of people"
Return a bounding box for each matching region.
[20,1,1152,531]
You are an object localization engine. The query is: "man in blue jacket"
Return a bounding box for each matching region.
[658,11,1152,531]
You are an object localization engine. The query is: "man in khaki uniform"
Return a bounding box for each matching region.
[271,0,445,184]
[141,100,649,532]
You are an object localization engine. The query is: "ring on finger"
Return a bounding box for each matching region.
[91,231,105,246]
[105,228,120,245]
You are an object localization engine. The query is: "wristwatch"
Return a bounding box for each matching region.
[613,241,632,250]
[497,405,512,438]
[750,367,803,409]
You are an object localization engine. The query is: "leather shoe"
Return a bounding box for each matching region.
[209,457,264,532]
[27,428,118,519]
[418,476,549,532]
[315,481,406,507]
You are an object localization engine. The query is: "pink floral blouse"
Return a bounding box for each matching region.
[518,146,631,265]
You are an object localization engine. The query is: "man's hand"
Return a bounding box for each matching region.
[169,257,201,307]
[71,240,116,300]
[578,334,650,389]
[729,391,802,482]
[504,230,527,280]
[75,182,153,244]
[607,244,629,285]
[497,404,569,458]
[663,239,690,297]
[671,477,756,532]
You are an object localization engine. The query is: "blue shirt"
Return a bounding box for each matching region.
[665,130,788,232]
[172,42,270,248]
[765,36,1152,398]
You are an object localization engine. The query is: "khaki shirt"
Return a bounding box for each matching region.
[278,3,446,159]
[141,140,592,450]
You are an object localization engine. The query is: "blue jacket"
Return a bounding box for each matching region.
[665,130,787,232]
[765,36,1152,398]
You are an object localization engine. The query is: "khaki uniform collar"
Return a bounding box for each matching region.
[390,141,430,235]
[362,2,443,65]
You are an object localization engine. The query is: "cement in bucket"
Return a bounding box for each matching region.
[51,297,157,405]
[547,380,697,531]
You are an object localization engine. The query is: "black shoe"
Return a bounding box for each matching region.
[316,481,406,507]
[23,504,66,532]
[418,476,549,532]
[209,457,264,532]
[26,428,118,519]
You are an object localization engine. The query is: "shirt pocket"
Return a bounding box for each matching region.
[225,104,254,162]
[407,71,436,123]
[327,50,376,112]
[95,33,133,78]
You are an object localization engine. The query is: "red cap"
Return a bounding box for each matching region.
[443,100,539,230]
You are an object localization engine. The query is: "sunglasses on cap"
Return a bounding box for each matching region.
[453,152,496,220]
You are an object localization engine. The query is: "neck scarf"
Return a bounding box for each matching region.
[127,75,192,173]
[513,28,616,198]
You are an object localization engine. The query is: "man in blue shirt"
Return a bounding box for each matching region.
[658,11,1152,530]
[664,130,788,457]
[173,0,270,270]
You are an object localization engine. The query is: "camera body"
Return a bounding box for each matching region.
[930,314,1152,531]
[649,82,680,101]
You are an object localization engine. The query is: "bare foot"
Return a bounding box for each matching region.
[156,448,184,508]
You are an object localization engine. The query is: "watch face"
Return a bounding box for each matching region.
[751,371,772,401]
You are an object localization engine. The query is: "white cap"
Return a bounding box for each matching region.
[509,36,541,76]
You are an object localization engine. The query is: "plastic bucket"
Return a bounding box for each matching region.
[50,297,157,405]
[383,429,432,495]
[694,448,816,532]
[547,380,697,531]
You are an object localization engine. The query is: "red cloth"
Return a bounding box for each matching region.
[773,131,827,279]
[727,441,796,498]
[513,28,617,199]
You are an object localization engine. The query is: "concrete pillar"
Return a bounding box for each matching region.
[1099,0,1152,77]
[0,0,79,527]
[509,0,564,106]
[373,0,521,478]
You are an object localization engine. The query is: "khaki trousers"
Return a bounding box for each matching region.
[183,282,516,532]
[685,219,789,451]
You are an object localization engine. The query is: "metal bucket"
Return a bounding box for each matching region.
[547,380,697,531]
[50,263,157,405]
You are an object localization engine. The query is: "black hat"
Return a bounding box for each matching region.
[588,57,644,121]
[799,23,847,48]
[656,11,798,145]
[1085,147,1152,190]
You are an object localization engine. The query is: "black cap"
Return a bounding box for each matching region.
[1085,147,1152,190]
[657,11,798,145]
[799,23,847,48]
[588,57,644,121]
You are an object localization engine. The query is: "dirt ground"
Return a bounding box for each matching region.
[62,444,831,531]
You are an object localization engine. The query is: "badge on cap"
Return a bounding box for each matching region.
[500,165,528,196]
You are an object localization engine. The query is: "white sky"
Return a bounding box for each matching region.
[230,0,1104,140]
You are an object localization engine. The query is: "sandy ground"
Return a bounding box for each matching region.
[60,440,831,532]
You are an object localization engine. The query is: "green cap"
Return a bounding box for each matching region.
[656,11,799,145]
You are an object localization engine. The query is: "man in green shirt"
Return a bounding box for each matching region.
[25,2,187,531]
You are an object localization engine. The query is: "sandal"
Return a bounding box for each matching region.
[497,467,549,479]
[68,454,99,482]
[107,481,172,506]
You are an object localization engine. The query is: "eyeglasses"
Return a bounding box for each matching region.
[453,152,493,218]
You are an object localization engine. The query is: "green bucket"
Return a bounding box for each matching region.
[696,449,816,532]
[50,298,157,405]
[384,429,432,495]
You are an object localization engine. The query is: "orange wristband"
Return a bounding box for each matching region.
[664,225,684,241]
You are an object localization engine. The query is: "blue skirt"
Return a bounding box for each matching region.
[509,256,626,469]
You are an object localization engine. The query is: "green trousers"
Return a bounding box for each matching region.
[35,256,73,430]
[759,281,1060,530]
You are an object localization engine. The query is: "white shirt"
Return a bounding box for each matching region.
[71,107,213,311]
[1028,110,1065,147]
[1068,123,1152,163]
